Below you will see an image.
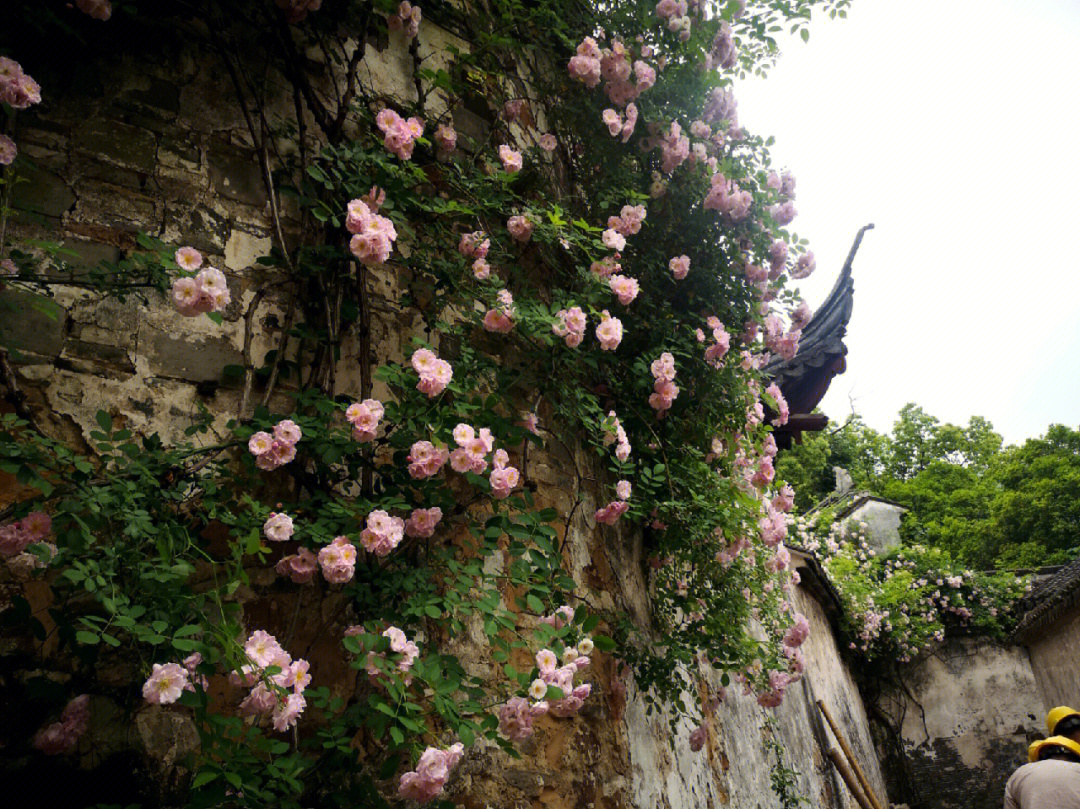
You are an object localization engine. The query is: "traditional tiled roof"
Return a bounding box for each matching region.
[766,224,873,418]
[1013,556,1080,642]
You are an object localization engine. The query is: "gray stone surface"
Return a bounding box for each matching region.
[0,290,67,361]
[145,327,242,382]
[75,119,158,174]
[12,162,77,219]
[207,144,266,207]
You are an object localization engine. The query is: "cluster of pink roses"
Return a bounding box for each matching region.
[498,696,547,741]
[595,310,623,350]
[595,480,631,525]
[276,547,317,583]
[608,204,646,237]
[458,230,490,260]
[506,214,534,243]
[569,35,656,115]
[407,440,450,479]
[398,742,464,803]
[386,1,421,38]
[707,21,738,71]
[405,506,443,538]
[33,695,90,755]
[0,57,41,111]
[459,230,491,279]
[655,0,694,40]
[601,40,656,106]
[376,108,424,160]
[248,419,302,471]
[669,254,690,280]
[770,200,797,226]
[142,652,205,705]
[231,631,311,731]
[346,190,398,266]
[552,306,587,347]
[567,36,603,88]
[762,314,802,362]
[482,289,516,333]
[697,316,730,368]
[660,121,690,173]
[602,103,639,142]
[608,274,640,306]
[601,411,632,461]
[703,174,751,221]
[318,535,357,581]
[765,382,790,427]
[170,248,231,317]
[1,511,54,577]
[648,352,679,415]
[358,510,405,557]
[533,646,593,718]
[352,625,420,685]
[346,398,385,442]
[434,123,456,159]
[791,250,816,280]
[446,424,520,497]
[411,348,453,397]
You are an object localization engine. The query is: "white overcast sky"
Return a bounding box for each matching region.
[735,0,1080,446]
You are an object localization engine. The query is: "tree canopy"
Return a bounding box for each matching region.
[777,404,1080,568]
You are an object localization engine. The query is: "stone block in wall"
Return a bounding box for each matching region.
[59,339,135,376]
[64,239,122,270]
[145,328,242,383]
[11,162,77,220]
[163,202,230,253]
[207,143,266,207]
[158,136,202,173]
[0,290,67,362]
[72,180,160,232]
[74,119,158,174]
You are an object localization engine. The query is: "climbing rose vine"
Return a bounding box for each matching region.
[0,0,852,804]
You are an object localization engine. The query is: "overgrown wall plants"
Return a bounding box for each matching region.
[792,513,1030,666]
[1,0,851,806]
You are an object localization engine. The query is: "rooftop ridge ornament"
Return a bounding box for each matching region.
[767,224,874,448]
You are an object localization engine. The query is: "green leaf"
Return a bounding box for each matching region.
[592,635,616,652]
[76,630,100,645]
[95,411,112,433]
[191,771,219,789]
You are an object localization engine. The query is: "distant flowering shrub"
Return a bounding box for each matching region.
[795,513,1029,663]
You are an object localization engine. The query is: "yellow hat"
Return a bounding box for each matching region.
[1028,735,1080,763]
[1047,706,1080,734]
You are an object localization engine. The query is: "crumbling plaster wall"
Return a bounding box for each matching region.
[876,637,1043,809]
[1,15,888,809]
[1024,601,1080,712]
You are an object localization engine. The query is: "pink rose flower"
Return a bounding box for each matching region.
[498,144,523,173]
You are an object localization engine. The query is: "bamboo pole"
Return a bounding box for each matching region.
[818,700,886,809]
[826,748,875,809]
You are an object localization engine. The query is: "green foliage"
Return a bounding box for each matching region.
[780,404,1080,569]
[794,515,1029,665]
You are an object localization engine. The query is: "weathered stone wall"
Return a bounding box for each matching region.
[618,563,887,809]
[1024,602,1080,712]
[876,637,1043,809]
[0,14,890,809]
[841,498,904,555]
